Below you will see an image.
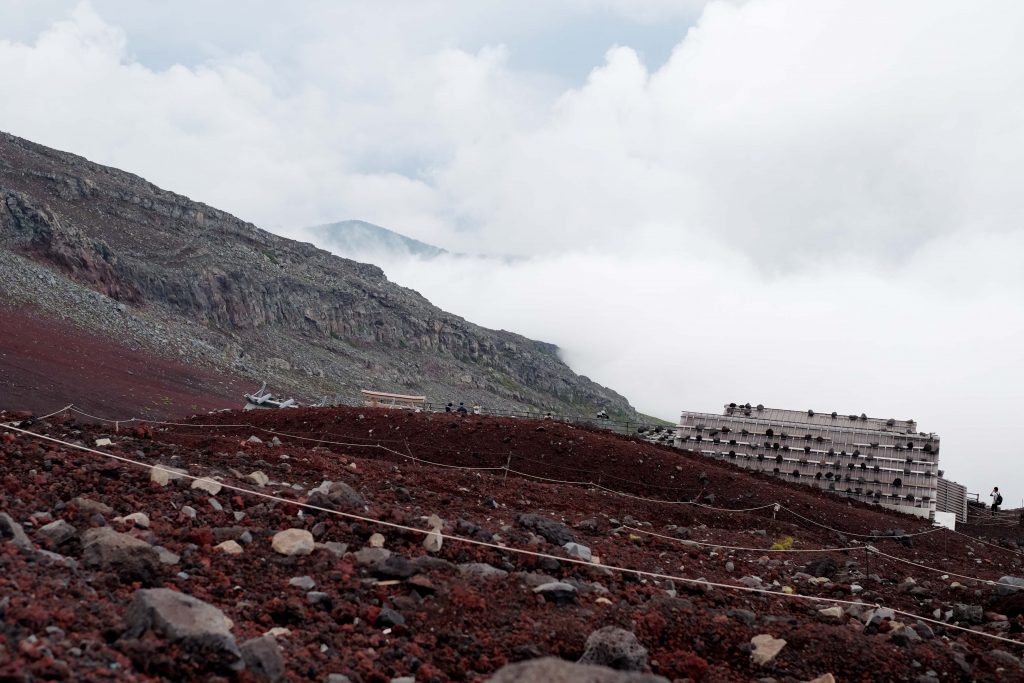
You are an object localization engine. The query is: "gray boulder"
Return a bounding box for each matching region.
[578,627,648,672]
[82,527,160,583]
[533,582,578,605]
[0,513,32,549]
[307,481,365,511]
[124,588,241,666]
[37,519,77,547]
[998,576,1024,596]
[240,635,286,682]
[458,563,509,580]
[518,514,574,546]
[69,497,114,516]
[486,657,669,682]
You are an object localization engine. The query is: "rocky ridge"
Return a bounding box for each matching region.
[0,131,634,418]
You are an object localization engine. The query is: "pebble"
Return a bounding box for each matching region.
[247,471,269,487]
[368,533,385,548]
[578,626,648,672]
[208,498,223,512]
[191,478,222,495]
[180,506,197,520]
[533,582,578,604]
[563,541,593,562]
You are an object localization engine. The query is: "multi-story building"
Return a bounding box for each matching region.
[675,403,940,518]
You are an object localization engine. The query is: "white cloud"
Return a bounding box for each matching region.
[2,0,1024,498]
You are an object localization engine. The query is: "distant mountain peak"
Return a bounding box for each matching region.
[308,219,448,260]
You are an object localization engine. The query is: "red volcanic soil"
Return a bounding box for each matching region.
[0,304,245,419]
[1,406,1024,682]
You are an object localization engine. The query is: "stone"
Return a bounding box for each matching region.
[69,497,113,516]
[576,518,600,532]
[423,528,443,553]
[818,606,844,619]
[563,542,593,562]
[374,555,417,579]
[191,478,222,495]
[376,607,405,627]
[247,471,270,487]
[751,634,787,666]
[804,557,838,578]
[240,635,286,682]
[289,576,316,590]
[806,675,836,683]
[725,561,735,573]
[534,582,578,604]
[125,588,240,666]
[369,533,386,548]
[951,603,983,625]
[307,480,365,511]
[989,650,1022,668]
[155,546,181,565]
[215,540,244,555]
[265,627,292,638]
[271,529,314,556]
[998,576,1024,596]
[37,519,77,547]
[459,563,509,580]
[209,498,223,511]
[81,527,160,583]
[485,657,670,682]
[0,513,30,550]
[578,627,648,672]
[114,512,151,529]
[322,541,348,556]
[355,547,391,566]
[306,592,331,607]
[728,609,757,627]
[518,513,575,546]
[247,435,263,444]
[327,675,353,683]
[95,438,113,446]
[181,506,198,520]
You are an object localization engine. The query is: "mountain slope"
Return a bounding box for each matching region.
[0,132,635,418]
[307,219,448,260]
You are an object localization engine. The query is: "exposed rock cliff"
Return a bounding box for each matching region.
[0,132,636,416]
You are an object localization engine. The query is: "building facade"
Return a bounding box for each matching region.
[675,403,940,518]
[935,476,968,523]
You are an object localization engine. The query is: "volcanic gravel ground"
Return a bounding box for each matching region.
[0,304,245,419]
[1,406,1024,682]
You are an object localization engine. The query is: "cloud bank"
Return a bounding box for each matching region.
[2,0,1024,496]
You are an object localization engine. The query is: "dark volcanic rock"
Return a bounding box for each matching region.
[241,635,286,683]
[518,513,575,545]
[81,527,160,584]
[578,627,649,672]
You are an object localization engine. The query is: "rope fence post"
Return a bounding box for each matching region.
[503,452,512,485]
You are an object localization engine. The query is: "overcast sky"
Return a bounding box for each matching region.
[2,0,1023,498]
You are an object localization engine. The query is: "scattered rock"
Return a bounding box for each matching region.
[997,576,1024,596]
[124,588,240,666]
[247,471,269,487]
[563,541,592,562]
[95,438,112,447]
[181,505,198,520]
[518,513,574,546]
[806,674,836,683]
[271,529,314,556]
[307,481,365,511]
[459,563,509,580]
[215,540,244,555]
[247,435,263,445]
[114,512,151,529]
[289,576,316,590]
[533,582,578,604]
[151,465,186,486]
[485,657,670,682]
[37,519,77,547]
[751,634,786,666]
[369,533,386,548]
[373,555,417,579]
[69,497,113,516]
[818,606,844,619]
[81,527,160,583]
[376,607,405,628]
[155,546,180,565]
[0,513,32,549]
[578,627,648,672]
[423,528,443,553]
[240,635,286,682]
[804,557,838,578]
[191,478,222,495]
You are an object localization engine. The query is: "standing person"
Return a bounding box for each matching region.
[456,402,469,415]
[991,487,1003,514]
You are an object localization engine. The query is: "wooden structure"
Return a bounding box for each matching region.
[360,389,426,411]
